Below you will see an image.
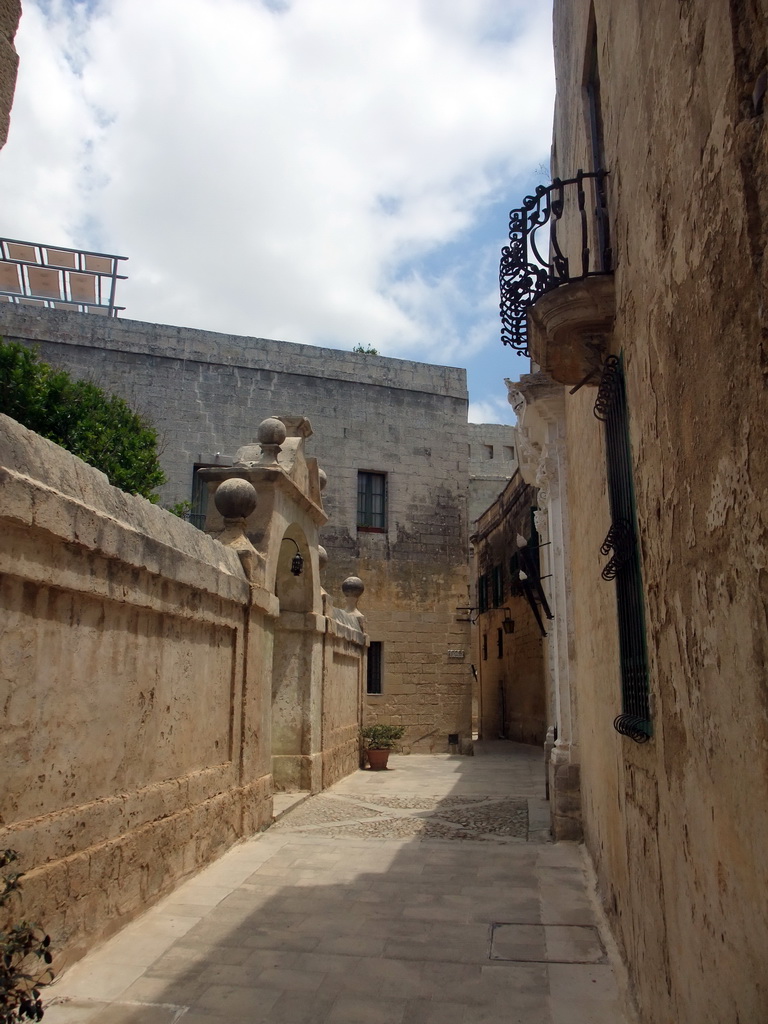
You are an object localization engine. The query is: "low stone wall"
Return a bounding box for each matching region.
[0,414,366,967]
[322,611,366,786]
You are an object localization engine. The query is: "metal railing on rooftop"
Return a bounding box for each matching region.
[499,169,612,356]
[0,237,128,316]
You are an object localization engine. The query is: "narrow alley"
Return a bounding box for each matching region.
[43,743,629,1024]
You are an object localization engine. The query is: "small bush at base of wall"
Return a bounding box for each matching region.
[0,850,54,1023]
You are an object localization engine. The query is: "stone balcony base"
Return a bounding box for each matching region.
[528,275,615,387]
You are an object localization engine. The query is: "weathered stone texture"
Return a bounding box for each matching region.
[468,422,518,524]
[321,634,365,787]
[0,0,20,151]
[0,308,473,752]
[550,1,768,1021]
[0,413,366,967]
[0,414,271,967]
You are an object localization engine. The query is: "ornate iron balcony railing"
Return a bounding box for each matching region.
[499,169,612,356]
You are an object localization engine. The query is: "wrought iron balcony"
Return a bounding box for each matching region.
[499,170,612,358]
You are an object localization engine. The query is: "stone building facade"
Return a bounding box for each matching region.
[501,1,768,1021]
[467,422,518,525]
[471,470,546,747]
[0,307,473,752]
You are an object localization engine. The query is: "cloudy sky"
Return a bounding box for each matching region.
[0,0,554,423]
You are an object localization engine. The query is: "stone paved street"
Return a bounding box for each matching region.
[43,743,629,1024]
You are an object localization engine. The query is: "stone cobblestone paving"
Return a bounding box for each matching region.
[284,813,528,842]
[270,794,382,829]
[336,795,491,810]
[296,817,480,840]
[274,795,530,841]
[432,799,529,837]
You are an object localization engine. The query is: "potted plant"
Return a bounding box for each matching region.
[361,724,405,770]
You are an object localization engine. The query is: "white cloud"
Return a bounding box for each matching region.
[0,0,554,402]
[468,395,515,425]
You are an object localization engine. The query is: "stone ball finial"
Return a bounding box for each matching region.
[214,477,258,521]
[342,576,364,599]
[318,468,328,492]
[317,545,328,571]
[257,417,287,446]
[257,417,286,467]
[342,576,365,619]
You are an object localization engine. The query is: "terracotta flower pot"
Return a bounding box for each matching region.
[366,748,390,770]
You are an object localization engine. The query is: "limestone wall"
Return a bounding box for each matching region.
[0,0,20,151]
[548,1,768,1021]
[321,611,366,787]
[0,309,473,752]
[0,413,367,966]
[468,422,518,525]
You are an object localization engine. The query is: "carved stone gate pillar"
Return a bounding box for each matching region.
[507,374,582,840]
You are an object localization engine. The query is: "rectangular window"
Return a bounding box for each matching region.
[478,573,488,614]
[367,641,383,695]
[497,627,504,658]
[189,465,213,530]
[482,634,488,661]
[595,355,651,742]
[492,565,504,608]
[357,471,386,530]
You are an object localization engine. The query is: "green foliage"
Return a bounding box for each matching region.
[352,344,379,355]
[361,724,405,750]
[0,851,53,1023]
[0,339,165,500]
[166,500,192,519]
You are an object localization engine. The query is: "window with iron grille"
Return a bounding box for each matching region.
[482,634,488,660]
[594,354,651,743]
[189,465,215,530]
[478,573,488,614]
[357,471,386,530]
[367,641,383,695]
[492,565,504,608]
[497,627,503,658]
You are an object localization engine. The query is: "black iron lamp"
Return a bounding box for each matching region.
[502,609,515,634]
[282,538,304,576]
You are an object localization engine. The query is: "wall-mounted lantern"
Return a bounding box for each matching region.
[282,537,304,576]
[502,609,515,635]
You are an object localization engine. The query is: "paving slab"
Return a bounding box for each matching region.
[43,741,629,1024]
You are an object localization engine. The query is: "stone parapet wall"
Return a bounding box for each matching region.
[0,415,273,967]
[0,306,466,410]
[0,414,367,967]
[321,616,366,787]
